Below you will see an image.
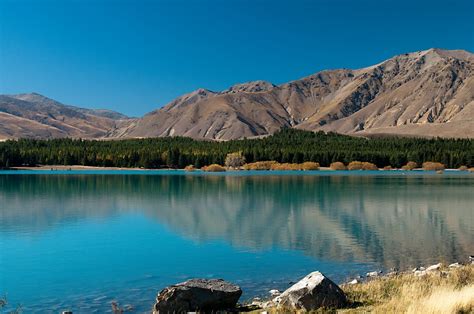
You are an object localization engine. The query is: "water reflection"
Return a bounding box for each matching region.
[1,173,473,270]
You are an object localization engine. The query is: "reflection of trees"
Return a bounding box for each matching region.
[1,174,473,269]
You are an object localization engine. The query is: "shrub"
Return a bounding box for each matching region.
[330,162,347,170]
[243,161,278,170]
[348,161,378,170]
[270,163,302,170]
[458,165,468,171]
[224,152,246,169]
[422,162,445,171]
[184,165,196,171]
[300,162,320,170]
[401,161,418,170]
[383,165,393,170]
[201,164,226,172]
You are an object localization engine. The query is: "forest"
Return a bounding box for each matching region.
[0,129,473,169]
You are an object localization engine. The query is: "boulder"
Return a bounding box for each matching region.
[274,271,346,310]
[153,279,242,313]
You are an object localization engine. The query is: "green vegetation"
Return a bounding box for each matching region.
[0,129,473,169]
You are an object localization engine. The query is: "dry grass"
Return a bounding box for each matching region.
[201,164,226,172]
[184,165,196,171]
[341,264,474,313]
[300,162,320,170]
[347,161,378,171]
[243,161,279,170]
[401,161,418,170]
[422,162,445,171]
[270,163,303,171]
[330,162,347,170]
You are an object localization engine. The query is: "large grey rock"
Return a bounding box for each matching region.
[153,278,242,313]
[274,271,346,310]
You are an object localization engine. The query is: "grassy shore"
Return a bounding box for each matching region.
[250,264,474,313]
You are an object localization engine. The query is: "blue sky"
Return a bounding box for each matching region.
[0,0,473,117]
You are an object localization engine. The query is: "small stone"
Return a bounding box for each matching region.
[449,262,461,268]
[269,289,280,297]
[348,279,359,285]
[426,263,442,271]
[366,271,381,277]
[414,270,427,277]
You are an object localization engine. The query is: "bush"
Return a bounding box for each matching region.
[330,162,347,170]
[348,161,378,170]
[243,161,278,170]
[224,152,246,169]
[401,161,418,170]
[270,163,302,170]
[184,165,196,171]
[459,165,468,171]
[201,164,226,172]
[383,165,393,170]
[422,162,445,171]
[300,162,320,170]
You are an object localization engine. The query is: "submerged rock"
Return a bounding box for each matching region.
[153,278,242,313]
[274,271,346,310]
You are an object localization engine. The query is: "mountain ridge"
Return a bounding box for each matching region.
[1,48,473,140]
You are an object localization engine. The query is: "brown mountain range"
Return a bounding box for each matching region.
[1,48,473,140]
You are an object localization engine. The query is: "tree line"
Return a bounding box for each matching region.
[0,129,473,169]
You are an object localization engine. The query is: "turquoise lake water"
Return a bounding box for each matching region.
[0,170,473,313]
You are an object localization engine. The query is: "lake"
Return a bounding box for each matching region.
[0,170,473,313]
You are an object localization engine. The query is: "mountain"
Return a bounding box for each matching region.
[1,48,473,140]
[123,48,474,139]
[0,93,135,140]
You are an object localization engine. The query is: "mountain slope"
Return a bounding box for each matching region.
[0,93,134,140]
[1,48,473,140]
[123,48,474,139]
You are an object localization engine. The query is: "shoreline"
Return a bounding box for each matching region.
[243,262,474,313]
[5,165,471,172]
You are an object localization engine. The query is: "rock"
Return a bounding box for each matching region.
[412,267,426,272]
[153,278,242,313]
[426,263,442,271]
[414,270,427,277]
[269,289,280,297]
[348,279,359,285]
[274,271,346,310]
[449,262,461,268]
[366,271,381,277]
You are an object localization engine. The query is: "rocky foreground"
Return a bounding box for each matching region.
[150,260,474,313]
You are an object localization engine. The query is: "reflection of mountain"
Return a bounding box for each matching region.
[1,174,473,269]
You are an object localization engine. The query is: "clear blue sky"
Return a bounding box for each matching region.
[1,0,473,117]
